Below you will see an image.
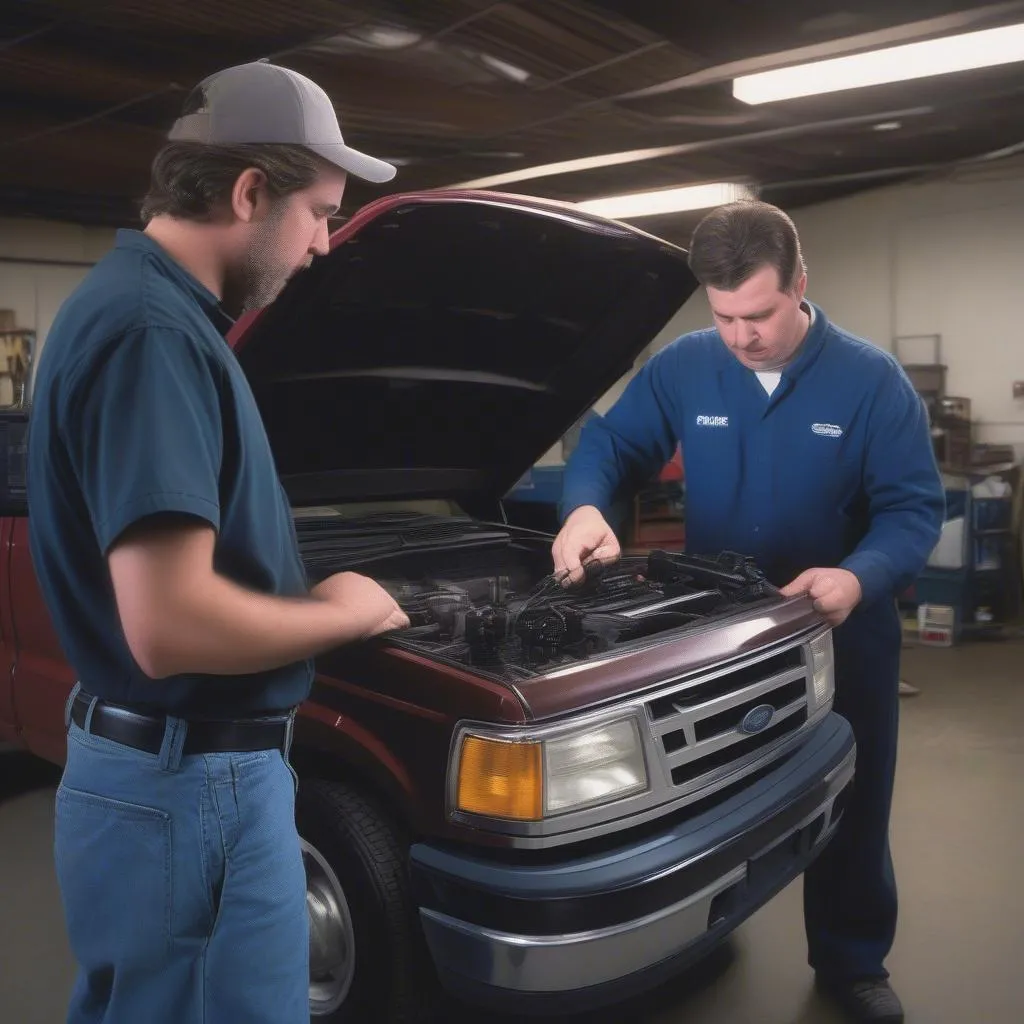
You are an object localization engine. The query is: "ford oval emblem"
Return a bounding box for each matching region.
[740,704,775,735]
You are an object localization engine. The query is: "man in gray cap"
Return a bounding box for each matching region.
[27,61,407,1024]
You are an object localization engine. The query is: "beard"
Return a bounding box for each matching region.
[221,213,302,319]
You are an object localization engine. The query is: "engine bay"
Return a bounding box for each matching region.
[295,511,776,680]
[382,550,774,676]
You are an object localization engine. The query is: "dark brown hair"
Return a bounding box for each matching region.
[139,141,326,224]
[687,199,805,292]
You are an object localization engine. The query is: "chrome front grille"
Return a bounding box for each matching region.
[646,645,811,792]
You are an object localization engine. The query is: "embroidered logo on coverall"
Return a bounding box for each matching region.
[811,422,844,438]
[696,415,729,427]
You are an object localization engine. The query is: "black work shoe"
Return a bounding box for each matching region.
[815,975,905,1022]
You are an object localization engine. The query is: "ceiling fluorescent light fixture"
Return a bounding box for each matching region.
[349,25,422,49]
[450,146,687,189]
[479,53,531,83]
[734,22,1024,104]
[576,182,756,219]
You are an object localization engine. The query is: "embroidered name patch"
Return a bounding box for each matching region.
[811,422,844,438]
[696,415,729,427]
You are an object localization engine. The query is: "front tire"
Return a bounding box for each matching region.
[296,779,436,1023]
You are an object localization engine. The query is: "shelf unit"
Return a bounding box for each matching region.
[0,327,35,410]
[909,478,1019,641]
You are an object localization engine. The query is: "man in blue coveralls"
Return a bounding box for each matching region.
[27,62,410,1023]
[553,200,944,1023]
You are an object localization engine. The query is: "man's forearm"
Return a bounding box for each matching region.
[560,352,680,523]
[840,509,943,606]
[839,549,896,607]
[841,377,945,605]
[135,575,378,679]
[560,439,620,523]
[560,426,641,524]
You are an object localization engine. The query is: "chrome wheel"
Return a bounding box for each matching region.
[302,837,356,1016]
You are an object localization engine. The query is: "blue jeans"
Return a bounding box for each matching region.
[54,686,309,1024]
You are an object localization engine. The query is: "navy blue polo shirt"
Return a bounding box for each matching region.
[27,229,313,717]
[562,303,945,615]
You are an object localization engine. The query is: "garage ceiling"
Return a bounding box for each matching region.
[2,0,1024,243]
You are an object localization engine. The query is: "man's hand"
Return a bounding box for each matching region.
[312,572,411,638]
[780,567,862,627]
[552,505,621,585]
[107,519,412,678]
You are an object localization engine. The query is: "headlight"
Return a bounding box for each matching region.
[807,630,835,710]
[454,716,649,821]
[545,718,647,814]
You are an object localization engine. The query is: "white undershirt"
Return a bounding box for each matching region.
[755,369,783,396]
[755,303,815,396]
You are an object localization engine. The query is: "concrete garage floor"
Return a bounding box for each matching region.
[1,638,1021,1024]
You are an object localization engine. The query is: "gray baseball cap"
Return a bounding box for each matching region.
[168,60,397,184]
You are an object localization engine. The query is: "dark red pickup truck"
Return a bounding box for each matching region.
[0,190,855,1023]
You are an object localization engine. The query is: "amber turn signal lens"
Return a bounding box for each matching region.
[456,735,543,820]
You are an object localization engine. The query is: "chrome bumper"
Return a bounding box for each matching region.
[416,731,855,1004]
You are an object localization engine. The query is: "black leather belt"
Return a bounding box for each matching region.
[70,693,294,756]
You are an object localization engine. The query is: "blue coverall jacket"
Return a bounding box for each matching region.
[561,301,945,980]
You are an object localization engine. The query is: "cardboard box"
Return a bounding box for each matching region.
[917,603,956,646]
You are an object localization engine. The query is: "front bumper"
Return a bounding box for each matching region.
[410,711,855,1014]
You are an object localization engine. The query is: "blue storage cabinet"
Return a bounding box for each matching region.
[910,481,1018,640]
[505,465,566,506]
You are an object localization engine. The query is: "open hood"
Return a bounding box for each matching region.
[230,190,698,508]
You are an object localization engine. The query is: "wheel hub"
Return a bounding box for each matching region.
[301,838,356,1015]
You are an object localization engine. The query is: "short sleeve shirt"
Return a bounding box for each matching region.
[26,229,313,717]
